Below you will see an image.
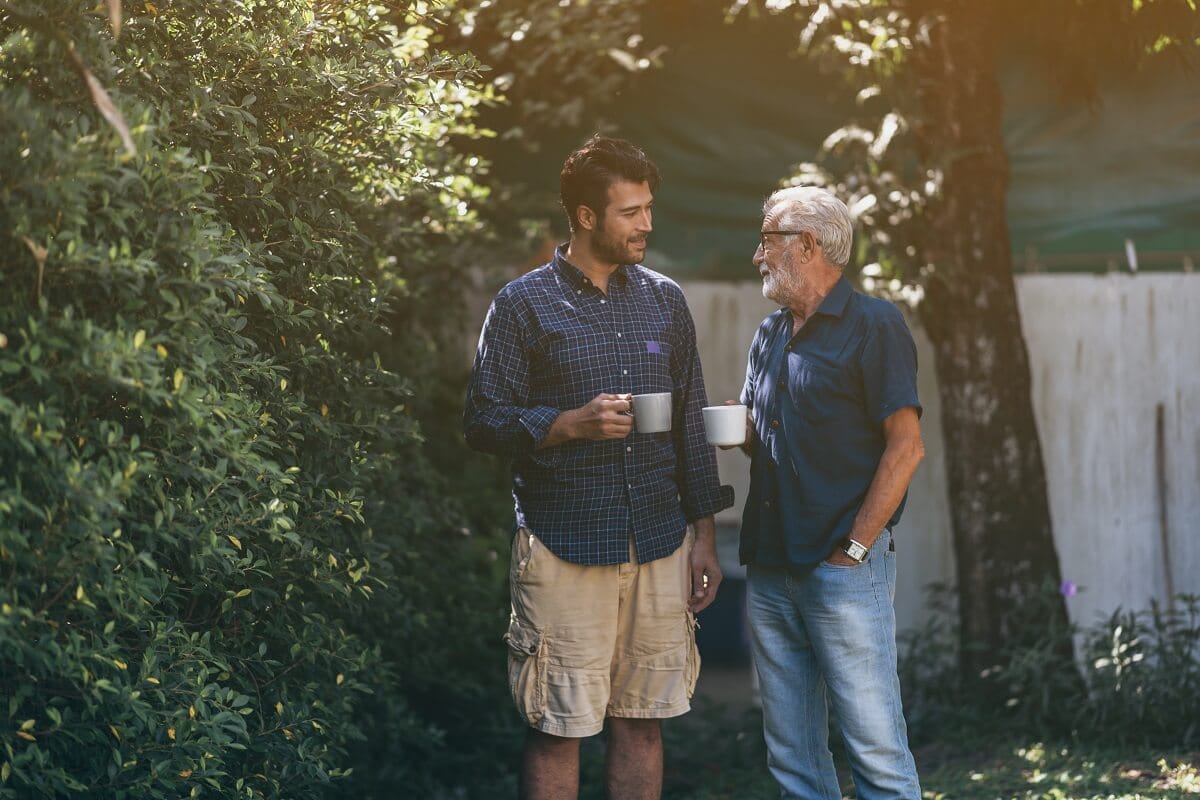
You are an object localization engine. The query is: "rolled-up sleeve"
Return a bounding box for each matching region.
[669,291,733,521]
[463,292,561,458]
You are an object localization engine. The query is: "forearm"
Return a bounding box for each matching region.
[848,436,923,545]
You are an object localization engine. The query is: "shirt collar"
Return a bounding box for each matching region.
[815,275,853,318]
[553,244,631,290]
[779,274,853,329]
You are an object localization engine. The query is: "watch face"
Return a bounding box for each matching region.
[845,540,868,561]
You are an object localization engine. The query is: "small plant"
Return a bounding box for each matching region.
[898,583,1200,748]
[1080,594,1200,746]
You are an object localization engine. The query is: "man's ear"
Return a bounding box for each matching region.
[801,231,817,261]
[577,205,598,232]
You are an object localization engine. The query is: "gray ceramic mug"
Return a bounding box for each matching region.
[630,392,672,433]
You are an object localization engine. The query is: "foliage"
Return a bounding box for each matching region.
[433,0,658,140]
[897,586,1200,749]
[0,1,513,796]
[1081,594,1200,746]
[727,0,1200,295]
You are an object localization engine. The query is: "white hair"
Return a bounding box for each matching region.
[763,186,854,269]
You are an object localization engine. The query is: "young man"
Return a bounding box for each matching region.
[738,186,925,799]
[464,135,730,800]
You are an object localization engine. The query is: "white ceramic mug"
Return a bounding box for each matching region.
[631,392,672,433]
[702,404,748,446]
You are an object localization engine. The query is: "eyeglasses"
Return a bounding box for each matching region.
[759,230,820,251]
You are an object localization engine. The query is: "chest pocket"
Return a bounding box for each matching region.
[785,354,858,424]
[633,338,673,394]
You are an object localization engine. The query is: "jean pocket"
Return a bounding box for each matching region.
[818,558,871,571]
[504,616,547,726]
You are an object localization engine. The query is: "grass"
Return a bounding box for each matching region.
[641,698,1200,800]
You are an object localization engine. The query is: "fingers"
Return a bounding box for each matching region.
[581,393,632,439]
[602,413,634,438]
[688,559,722,613]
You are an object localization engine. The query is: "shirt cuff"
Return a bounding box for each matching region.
[683,484,735,522]
[519,404,563,453]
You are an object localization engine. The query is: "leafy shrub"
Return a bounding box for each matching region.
[898,584,1200,748]
[1,2,514,796]
[1081,594,1200,746]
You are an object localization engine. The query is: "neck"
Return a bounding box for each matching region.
[565,237,620,293]
[787,270,841,327]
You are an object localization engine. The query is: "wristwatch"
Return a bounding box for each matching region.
[841,537,869,563]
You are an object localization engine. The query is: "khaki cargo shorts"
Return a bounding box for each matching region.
[503,528,701,738]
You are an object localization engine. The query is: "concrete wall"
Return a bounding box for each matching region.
[679,274,1200,632]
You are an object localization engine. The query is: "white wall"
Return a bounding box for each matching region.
[679,274,1200,632]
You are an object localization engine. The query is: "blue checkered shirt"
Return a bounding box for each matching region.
[464,246,731,565]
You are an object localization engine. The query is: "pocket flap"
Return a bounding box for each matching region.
[504,617,543,659]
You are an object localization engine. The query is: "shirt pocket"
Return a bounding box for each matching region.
[633,338,674,394]
[785,355,856,424]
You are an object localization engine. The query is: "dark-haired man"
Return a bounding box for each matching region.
[465,135,730,800]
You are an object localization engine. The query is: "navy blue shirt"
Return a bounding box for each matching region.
[739,276,921,568]
[465,246,731,566]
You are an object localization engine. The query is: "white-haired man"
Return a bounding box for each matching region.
[736,186,924,799]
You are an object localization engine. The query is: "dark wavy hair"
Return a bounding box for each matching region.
[559,135,661,232]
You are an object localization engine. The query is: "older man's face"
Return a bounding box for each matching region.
[754,212,807,306]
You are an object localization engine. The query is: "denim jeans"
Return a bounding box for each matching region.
[747,530,920,799]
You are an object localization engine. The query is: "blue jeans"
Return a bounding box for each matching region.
[747,531,920,799]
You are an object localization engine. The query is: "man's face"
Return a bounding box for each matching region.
[591,180,653,265]
[754,211,806,305]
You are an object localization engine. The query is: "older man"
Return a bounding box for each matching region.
[738,186,924,799]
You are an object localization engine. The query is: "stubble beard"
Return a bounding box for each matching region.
[593,220,644,266]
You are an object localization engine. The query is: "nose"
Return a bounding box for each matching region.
[753,243,765,266]
[638,209,652,232]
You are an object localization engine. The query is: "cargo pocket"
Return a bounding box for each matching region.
[504,616,547,726]
[683,612,701,700]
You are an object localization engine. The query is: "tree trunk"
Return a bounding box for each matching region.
[910,1,1073,676]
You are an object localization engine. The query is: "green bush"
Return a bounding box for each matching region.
[1,2,514,796]
[898,585,1200,748]
[1081,594,1200,746]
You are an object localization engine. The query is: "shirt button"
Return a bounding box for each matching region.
[576,290,582,295]
[626,446,632,452]
[622,369,628,375]
[616,332,622,337]
[764,500,772,508]
[627,483,633,490]
[601,299,607,304]
[771,419,780,429]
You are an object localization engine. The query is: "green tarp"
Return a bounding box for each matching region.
[494,3,1200,279]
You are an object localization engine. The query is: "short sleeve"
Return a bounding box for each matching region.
[859,308,922,425]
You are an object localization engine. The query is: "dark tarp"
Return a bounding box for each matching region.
[492,1,1200,279]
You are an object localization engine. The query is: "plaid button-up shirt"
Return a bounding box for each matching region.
[464,247,731,565]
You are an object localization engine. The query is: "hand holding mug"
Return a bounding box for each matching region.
[571,393,634,440]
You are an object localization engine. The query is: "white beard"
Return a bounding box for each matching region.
[762,265,803,306]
